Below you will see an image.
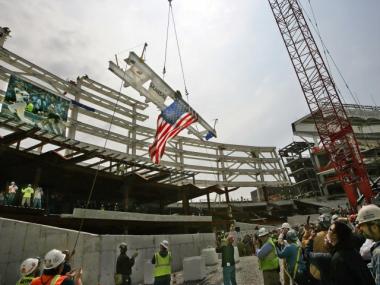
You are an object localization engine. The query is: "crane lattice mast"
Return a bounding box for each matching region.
[268,0,373,207]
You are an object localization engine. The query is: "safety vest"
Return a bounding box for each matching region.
[16,276,33,285]
[259,237,279,271]
[22,187,34,198]
[153,251,172,277]
[30,275,67,285]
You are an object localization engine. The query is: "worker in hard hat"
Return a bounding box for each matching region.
[16,257,41,285]
[115,242,138,285]
[61,249,75,275]
[254,227,280,285]
[276,230,307,284]
[30,249,82,285]
[221,235,237,285]
[152,240,172,285]
[357,204,380,285]
[21,184,34,207]
[278,222,291,246]
[278,222,292,285]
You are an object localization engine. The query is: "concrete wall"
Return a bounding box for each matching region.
[0,218,216,285]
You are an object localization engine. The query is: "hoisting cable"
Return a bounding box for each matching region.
[140,42,148,61]
[162,0,190,101]
[71,65,128,252]
[300,0,379,146]
[299,0,361,107]
[169,0,190,101]
[162,0,171,79]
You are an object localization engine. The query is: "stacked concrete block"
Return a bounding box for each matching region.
[201,248,218,266]
[183,256,206,281]
[143,260,155,285]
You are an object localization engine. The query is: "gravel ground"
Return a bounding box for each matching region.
[171,255,265,285]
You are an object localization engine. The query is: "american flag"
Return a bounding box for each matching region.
[149,99,197,164]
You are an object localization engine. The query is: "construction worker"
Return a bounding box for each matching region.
[276,230,307,284]
[152,240,172,285]
[357,204,380,285]
[115,243,138,285]
[7,181,18,205]
[255,227,280,285]
[31,249,82,285]
[16,257,41,285]
[61,249,75,275]
[278,222,292,285]
[221,235,237,285]
[21,184,34,207]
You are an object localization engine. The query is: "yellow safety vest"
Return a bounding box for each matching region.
[258,237,279,271]
[154,251,172,277]
[16,276,33,285]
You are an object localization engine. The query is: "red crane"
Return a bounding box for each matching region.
[268,0,373,208]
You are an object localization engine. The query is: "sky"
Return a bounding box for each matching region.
[0,1,379,200]
[1,0,379,148]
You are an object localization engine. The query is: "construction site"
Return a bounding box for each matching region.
[0,1,379,285]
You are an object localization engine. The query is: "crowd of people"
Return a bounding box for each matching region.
[242,204,380,285]
[0,181,44,209]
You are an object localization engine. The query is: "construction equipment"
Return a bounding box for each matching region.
[268,0,373,208]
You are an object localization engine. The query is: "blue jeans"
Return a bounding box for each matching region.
[6,193,15,205]
[223,265,237,285]
[153,275,170,285]
[33,198,42,208]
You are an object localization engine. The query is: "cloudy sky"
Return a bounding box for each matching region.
[1,0,379,150]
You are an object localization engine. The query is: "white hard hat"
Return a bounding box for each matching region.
[160,240,169,249]
[257,227,269,237]
[20,258,39,276]
[332,214,339,222]
[281,223,291,229]
[43,249,66,269]
[357,204,380,225]
[119,242,127,248]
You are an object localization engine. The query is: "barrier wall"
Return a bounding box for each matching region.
[0,218,215,285]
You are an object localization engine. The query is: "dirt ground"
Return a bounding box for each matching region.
[171,255,266,285]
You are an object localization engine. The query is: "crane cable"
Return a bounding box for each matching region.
[162,0,190,102]
[72,66,128,252]
[299,0,379,146]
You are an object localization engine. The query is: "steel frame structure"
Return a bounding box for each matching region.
[0,43,288,194]
[268,0,372,206]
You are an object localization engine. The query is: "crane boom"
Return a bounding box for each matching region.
[268,0,373,207]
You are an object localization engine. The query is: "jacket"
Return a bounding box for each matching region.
[330,244,375,285]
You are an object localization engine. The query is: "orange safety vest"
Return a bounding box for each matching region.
[31,275,68,285]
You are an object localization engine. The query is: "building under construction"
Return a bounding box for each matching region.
[0,23,295,234]
[279,104,380,201]
[0,1,379,283]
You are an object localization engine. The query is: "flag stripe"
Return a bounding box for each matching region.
[152,114,196,162]
[150,114,195,163]
[149,101,197,164]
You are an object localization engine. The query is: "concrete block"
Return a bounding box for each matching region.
[183,256,206,281]
[5,261,19,285]
[234,246,240,263]
[201,248,218,265]
[9,222,28,261]
[99,250,116,285]
[143,260,154,285]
